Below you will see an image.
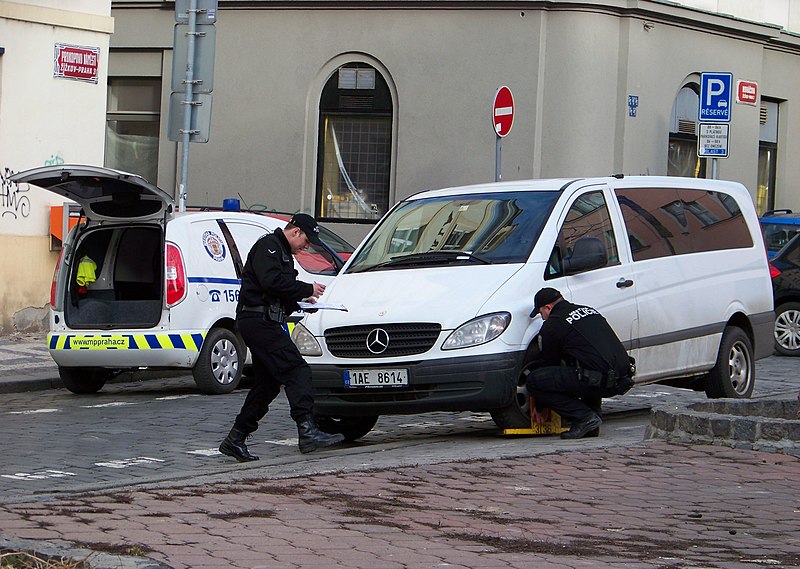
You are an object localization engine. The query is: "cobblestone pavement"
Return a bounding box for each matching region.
[1,333,798,568]
[0,442,797,568]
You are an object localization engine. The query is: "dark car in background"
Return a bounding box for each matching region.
[769,232,800,356]
[760,209,800,258]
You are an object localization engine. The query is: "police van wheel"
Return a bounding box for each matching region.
[704,325,755,399]
[489,364,534,429]
[193,327,243,395]
[59,367,111,394]
[315,415,378,441]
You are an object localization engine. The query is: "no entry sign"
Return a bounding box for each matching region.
[493,86,515,137]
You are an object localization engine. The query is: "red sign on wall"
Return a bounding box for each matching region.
[736,80,758,106]
[54,43,99,84]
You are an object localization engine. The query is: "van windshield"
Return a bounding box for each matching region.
[346,191,559,273]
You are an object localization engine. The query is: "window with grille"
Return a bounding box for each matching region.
[316,63,393,223]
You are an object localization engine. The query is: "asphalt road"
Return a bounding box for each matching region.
[1,354,797,506]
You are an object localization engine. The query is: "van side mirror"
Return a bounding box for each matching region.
[563,236,608,274]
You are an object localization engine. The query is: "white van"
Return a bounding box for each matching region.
[291,176,774,439]
[11,165,353,395]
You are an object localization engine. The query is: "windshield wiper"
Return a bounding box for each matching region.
[356,251,491,272]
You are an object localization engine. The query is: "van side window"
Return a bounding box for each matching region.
[546,191,620,278]
[615,188,753,261]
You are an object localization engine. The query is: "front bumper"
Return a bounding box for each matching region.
[310,351,525,416]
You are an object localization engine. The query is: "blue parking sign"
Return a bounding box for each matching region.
[699,72,732,122]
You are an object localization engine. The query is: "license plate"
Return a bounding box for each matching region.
[344,369,408,388]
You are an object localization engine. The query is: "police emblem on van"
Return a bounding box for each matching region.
[203,231,226,261]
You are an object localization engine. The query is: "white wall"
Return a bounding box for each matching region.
[0,1,112,333]
[678,0,800,33]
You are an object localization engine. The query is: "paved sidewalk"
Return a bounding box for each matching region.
[1,441,798,569]
[0,333,60,391]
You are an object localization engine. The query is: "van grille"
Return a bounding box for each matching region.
[325,323,441,358]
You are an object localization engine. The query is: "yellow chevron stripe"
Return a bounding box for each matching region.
[48,332,208,351]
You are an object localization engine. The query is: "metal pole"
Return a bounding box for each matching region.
[710,157,718,180]
[495,136,501,182]
[178,0,198,212]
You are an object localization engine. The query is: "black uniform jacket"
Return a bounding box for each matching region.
[531,300,629,376]
[237,229,314,314]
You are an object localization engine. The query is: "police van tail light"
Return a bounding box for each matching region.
[442,312,511,350]
[50,247,65,307]
[166,242,187,306]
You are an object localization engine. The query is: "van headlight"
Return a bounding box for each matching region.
[291,322,322,356]
[442,312,511,350]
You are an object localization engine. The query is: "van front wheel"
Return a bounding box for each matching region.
[315,415,379,441]
[59,367,111,394]
[193,328,243,395]
[489,364,533,429]
[704,326,754,398]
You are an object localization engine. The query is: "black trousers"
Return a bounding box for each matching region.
[233,313,314,433]
[526,366,614,422]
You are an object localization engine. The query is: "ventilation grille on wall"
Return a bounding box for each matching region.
[339,95,374,109]
[677,119,696,135]
[760,105,768,125]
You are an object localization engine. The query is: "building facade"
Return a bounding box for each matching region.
[103,0,800,249]
[2,0,800,333]
[0,1,113,333]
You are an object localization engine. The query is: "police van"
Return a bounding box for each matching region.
[291,176,774,440]
[11,165,353,395]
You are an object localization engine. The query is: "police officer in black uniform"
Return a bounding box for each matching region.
[219,213,345,461]
[526,287,634,439]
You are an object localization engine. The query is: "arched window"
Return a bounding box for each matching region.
[668,84,706,178]
[316,63,393,222]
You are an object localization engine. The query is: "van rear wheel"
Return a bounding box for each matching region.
[59,367,111,394]
[773,301,800,356]
[704,325,754,398]
[316,415,378,441]
[193,327,243,395]
[489,364,533,429]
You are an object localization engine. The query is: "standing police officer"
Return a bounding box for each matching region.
[526,287,634,439]
[219,213,345,461]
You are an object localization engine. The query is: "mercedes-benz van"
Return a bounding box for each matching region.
[290,176,774,440]
[11,165,353,395]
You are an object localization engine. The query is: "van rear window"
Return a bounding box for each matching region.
[615,187,753,261]
[346,191,559,272]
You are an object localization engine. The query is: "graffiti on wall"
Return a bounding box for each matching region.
[1,154,65,221]
[0,167,29,220]
[45,154,65,167]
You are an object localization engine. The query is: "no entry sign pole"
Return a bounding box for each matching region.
[492,86,515,182]
[495,135,502,182]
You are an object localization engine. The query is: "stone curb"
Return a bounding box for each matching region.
[0,535,170,569]
[645,397,800,455]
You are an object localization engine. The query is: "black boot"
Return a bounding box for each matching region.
[219,427,259,462]
[561,412,602,440]
[296,414,345,454]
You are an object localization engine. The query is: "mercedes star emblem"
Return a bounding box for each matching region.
[366,328,390,354]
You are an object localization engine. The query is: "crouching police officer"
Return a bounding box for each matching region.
[525,287,635,439]
[219,213,345,461]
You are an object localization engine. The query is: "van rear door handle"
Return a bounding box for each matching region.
[616,278,634,288]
